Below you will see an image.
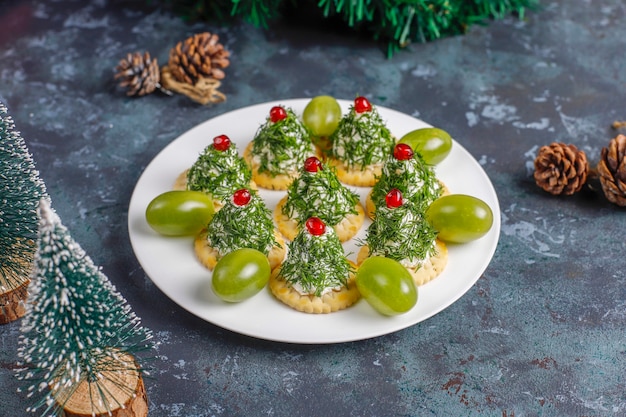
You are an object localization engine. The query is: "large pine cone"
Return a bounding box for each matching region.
[597,134,626,206]
[114,51,160,96]
[168,32,230,85]
[534,142,589,195]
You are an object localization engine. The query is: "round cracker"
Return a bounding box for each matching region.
[194,230,286,271]
[357,239,448,286]
[268,265,360,314]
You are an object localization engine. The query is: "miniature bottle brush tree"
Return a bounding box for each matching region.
[158,0,540,56]
[16,199,154,417]
[0,102,48,324]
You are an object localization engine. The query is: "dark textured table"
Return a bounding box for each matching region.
[2,1,625,416]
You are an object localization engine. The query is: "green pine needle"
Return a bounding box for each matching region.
[157,0,540,56]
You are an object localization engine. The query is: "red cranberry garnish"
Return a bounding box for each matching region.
[385,189,403,209]
[304,156,323,173]
[354,96,372,113]
[233,189,251,206]
[393,143,414,160]
[212,135,231,151]
[269,106,287,123]
[305,217,326,236]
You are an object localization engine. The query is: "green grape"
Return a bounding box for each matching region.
[302,95,342,137]
[356,256,418,316]
[426,194,493,243]
[398,127,452,165]
[145,190,214,236]
[212,248,271,302]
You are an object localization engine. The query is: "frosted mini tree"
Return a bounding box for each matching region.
[0,102,48,323]
[17,199,154,417]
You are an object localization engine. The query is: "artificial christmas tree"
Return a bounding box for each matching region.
[17,199,154,417]
[0,102,48,324]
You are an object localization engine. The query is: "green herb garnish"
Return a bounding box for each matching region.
[206,192,278,255]
[282,163,359,226]
[187,144,252,199]
[361,200,438,264]
[329,105,395,169]
[279,228,353,297]
[370,151,442,211]
[251,107,314,176]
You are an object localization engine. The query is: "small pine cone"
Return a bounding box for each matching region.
[534,142,589,195]
[114,51,160,96]
[597,134,626,206]
[168,32,230,85]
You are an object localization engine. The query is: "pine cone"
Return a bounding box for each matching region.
[168,32,230,85]
[597,134,626,206]
[534,142,589,195]
[114,51,160,96]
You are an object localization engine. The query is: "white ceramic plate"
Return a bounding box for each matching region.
[128,99,501,344]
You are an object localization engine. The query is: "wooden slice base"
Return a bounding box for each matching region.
[0,279,29,324]
[57,351,148,417]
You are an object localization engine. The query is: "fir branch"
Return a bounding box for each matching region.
[231,0,285,28]
[159,0,539,57]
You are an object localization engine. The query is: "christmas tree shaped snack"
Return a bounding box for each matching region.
[270,217,360,314]
[243,105,317,190]
[358,189,448,286]
[366,143,444,219]
[174,134,254,209]
[17,199,153,417]
[327,96,395,187]
[195,188,285,270]
[274,156,365,242]
[0,102,48,324]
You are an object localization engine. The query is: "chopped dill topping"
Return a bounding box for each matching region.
[329,104,395,169]
[251,107,315,176]
[361,200,437,264]
[187,143,252,199]
[206,191,278,255]
[282,162,359,226]
[279,227,353,297]
[370,151,442,211]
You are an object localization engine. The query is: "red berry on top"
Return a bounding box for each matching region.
[304,156,323,173]
[385,188,403,209]
[213,134,231,151]
[393,143,414,160]
[233,189,251,206]
[354,96,372,113]
[269,106,288,123]
[305,217,326,236]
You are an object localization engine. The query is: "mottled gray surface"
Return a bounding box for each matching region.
[1,1,625,416]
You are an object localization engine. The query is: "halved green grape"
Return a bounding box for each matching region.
[212,248,271,302]
[302,95,342,137]
[145,190,214,236]
[356,256,418,316]
[426,194,493,243]
[398,127,452,165]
